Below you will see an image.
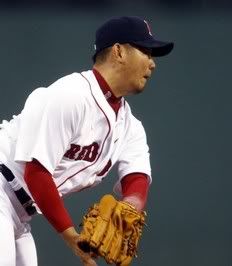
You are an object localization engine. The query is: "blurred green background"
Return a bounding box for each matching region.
[0,1,231,265]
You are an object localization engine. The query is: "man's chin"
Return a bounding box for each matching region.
[134,84,146,94]
[135,88,144,94]
[128,83,146,96]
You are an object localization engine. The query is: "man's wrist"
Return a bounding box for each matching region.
[122,195,144,211]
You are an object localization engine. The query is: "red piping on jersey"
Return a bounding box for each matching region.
[57,73,111,189]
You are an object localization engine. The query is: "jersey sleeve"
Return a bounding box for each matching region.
[14,85,83,174]
[114,116,152,195]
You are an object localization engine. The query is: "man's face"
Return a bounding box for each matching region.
[123,44,156,95]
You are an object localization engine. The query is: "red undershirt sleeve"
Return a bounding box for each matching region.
[24,159,73,233]
[121,173,150,209]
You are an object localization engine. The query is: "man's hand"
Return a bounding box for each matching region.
[78,194,146,265]
[61,227,97,266]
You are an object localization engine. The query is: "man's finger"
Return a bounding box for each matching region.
[81,256,98,266]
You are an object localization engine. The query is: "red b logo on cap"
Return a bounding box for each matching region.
[144,20,152,36]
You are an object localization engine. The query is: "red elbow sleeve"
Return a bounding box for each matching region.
[121,173,150,208]
[24,160,73,232]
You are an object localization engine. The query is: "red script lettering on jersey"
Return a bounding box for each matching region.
[64,142,99,162]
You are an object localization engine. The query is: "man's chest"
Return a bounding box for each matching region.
[52,110,130,193]
[64,112,127,165]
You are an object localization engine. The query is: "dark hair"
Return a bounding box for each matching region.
[94,46,112,64]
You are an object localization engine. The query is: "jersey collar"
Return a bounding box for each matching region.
[93,68,121,104]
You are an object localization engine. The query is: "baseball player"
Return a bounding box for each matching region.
[0,16,173,266]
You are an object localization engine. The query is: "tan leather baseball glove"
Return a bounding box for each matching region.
[77,194,146,266]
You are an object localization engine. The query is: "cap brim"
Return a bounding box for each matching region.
[92,39,174,62]
[132,39,174,57]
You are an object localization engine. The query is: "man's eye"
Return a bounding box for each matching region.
[131,44,152,57]
[139,47,152,56]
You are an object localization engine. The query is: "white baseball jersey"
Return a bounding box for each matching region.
[0,70,151,211]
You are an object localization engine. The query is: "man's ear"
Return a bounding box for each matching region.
[111,43,126,63]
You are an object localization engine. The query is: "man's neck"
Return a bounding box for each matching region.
[93,64,125,98]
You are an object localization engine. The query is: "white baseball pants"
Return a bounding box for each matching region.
[0,173,37,266]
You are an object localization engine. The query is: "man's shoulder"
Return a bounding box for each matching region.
[49,70,92,89]
[39,70,96,100]
[24,71,94,107]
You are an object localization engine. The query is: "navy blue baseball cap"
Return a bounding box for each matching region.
[93,16,174,61]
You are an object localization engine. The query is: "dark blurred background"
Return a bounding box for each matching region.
[0,1,231,266]
[0,0,231,8]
